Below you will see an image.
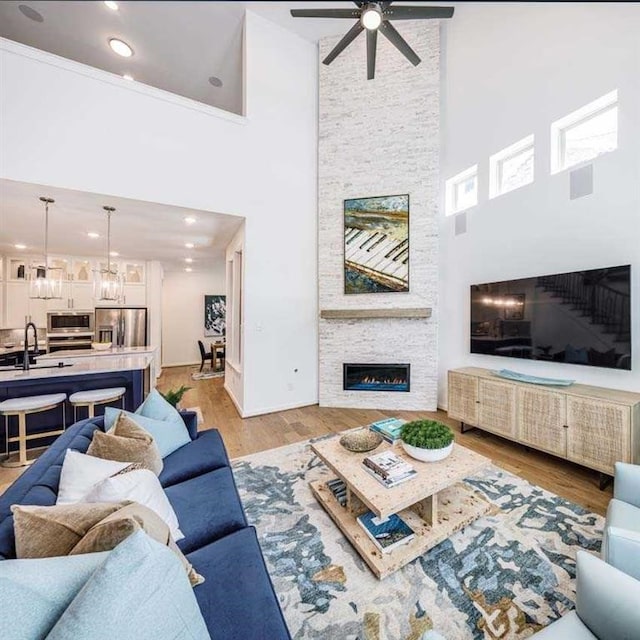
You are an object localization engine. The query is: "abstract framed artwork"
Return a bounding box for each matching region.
[343,194,409,294]
[204,295,226,337]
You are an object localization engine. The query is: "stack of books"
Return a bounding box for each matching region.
[357,511,415,553]
[362,450,417,488]
[326,478,347,507]
[368,417,407,443]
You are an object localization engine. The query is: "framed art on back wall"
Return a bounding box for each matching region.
[343,194,409,294]
[204,295,226,337]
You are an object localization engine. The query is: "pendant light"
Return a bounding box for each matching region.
[29,197,64,300]
[93,205,124,301]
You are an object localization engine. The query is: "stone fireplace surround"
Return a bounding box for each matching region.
[317,22,440,411]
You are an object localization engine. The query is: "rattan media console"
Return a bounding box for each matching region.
[448,367,640,488]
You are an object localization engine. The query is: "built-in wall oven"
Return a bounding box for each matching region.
[47,312,95,353]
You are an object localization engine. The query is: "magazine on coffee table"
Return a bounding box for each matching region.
[357,511,415,553]
[368,417,407,443]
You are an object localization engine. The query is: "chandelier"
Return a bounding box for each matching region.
[29,197,64,300]
[93,205,124,301]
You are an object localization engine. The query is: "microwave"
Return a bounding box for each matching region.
[47,311,95,335]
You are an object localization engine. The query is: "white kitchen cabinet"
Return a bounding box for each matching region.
[122,284,146,306]
[5,281,30,328]
[69,282,95,310]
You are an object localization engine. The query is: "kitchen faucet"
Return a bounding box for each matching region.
[23,322,39,371]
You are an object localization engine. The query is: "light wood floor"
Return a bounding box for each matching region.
[1,365,613,515]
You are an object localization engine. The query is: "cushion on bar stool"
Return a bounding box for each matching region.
[69,388,126,406]
[0,394,68,414]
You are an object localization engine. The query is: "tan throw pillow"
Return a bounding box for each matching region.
[70,502,204,586]
[11,501,203,587]
[87,412,163,476]
[11,502,127,559]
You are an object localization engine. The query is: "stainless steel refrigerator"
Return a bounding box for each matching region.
[95,307,148,348]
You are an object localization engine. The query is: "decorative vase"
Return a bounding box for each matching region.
[401,441,454,463]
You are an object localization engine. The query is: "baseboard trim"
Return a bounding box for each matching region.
[161,361,199,368]
[223,381,245,417]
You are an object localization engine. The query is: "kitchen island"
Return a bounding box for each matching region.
[0,350,156,458]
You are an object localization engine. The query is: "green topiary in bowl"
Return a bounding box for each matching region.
[400,419,455,462]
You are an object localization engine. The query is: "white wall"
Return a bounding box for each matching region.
[0,10,318,416]
[439,3,640,405]
[161,265,226,367]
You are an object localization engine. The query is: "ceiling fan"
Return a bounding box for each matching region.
[290,2,454,80]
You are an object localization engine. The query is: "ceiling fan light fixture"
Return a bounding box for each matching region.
[361,5,382,30]
[108,38,133,58]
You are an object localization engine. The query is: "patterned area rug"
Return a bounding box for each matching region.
[191,370,224,380]
[232,438,603,640]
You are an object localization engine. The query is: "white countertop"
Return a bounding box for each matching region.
[39,346,157,360]
[0,353,154,383]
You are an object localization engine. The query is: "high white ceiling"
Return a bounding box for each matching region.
[0,1,452,114]
[0,179,244,273]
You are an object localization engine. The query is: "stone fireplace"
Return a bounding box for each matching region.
[318,22,439,411]
[343,363,410,392]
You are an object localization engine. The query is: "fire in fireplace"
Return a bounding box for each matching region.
[343,363,410,392]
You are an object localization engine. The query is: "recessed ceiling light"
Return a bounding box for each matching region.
[185,258,193,263]
[104,1,118,10]
[184,216,196,225]
[185,267,193,273]
[122,74,134,81]
[108,38,133,58]
[18,5,44,23]
[208,76,223,88]
[110,251,119,257]
[185,242,194,249]
[14,243,27,250]
[87,232,100,239]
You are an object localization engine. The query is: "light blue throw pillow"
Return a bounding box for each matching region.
[45,531,210,640]
[136,389,185,429]
[0,552,109,640]
[104,406,191,458]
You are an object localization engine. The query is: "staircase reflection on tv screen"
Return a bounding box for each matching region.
[470,265,631,370]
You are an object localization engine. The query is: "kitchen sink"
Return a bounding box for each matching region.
[0,363,74,372]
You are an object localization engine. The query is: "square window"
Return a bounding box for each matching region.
[551,90,618,174]
[445,165,478,216]
[489,135,534,199]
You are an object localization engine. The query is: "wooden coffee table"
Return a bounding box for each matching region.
[310,436,492,579]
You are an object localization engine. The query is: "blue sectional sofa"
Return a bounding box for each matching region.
[0,412,291,640]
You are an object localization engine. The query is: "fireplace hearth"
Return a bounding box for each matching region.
[343,363,410,392]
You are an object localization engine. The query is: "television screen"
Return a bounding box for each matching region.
[470,265,631,370]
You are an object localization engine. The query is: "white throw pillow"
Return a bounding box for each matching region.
[80,469,184,541]
[56,450,129,505]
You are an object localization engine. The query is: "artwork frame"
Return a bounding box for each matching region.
[343,194,410,295]
[503,293,526,320]
[204,295,226,338]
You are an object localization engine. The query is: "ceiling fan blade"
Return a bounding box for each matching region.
[367,29,377,80]
[379,21,421,66]
[383,6,454,20]
[323,21,365,65]
[290,8,360,19]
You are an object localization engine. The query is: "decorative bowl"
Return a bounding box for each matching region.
[401,441,453,462]
[91,342,112,351]
[340,430,383,453]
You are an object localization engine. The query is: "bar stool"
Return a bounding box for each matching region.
[1,393,67,468]
[69,387,126,422]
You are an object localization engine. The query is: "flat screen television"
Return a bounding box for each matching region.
[470,265,631,370]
